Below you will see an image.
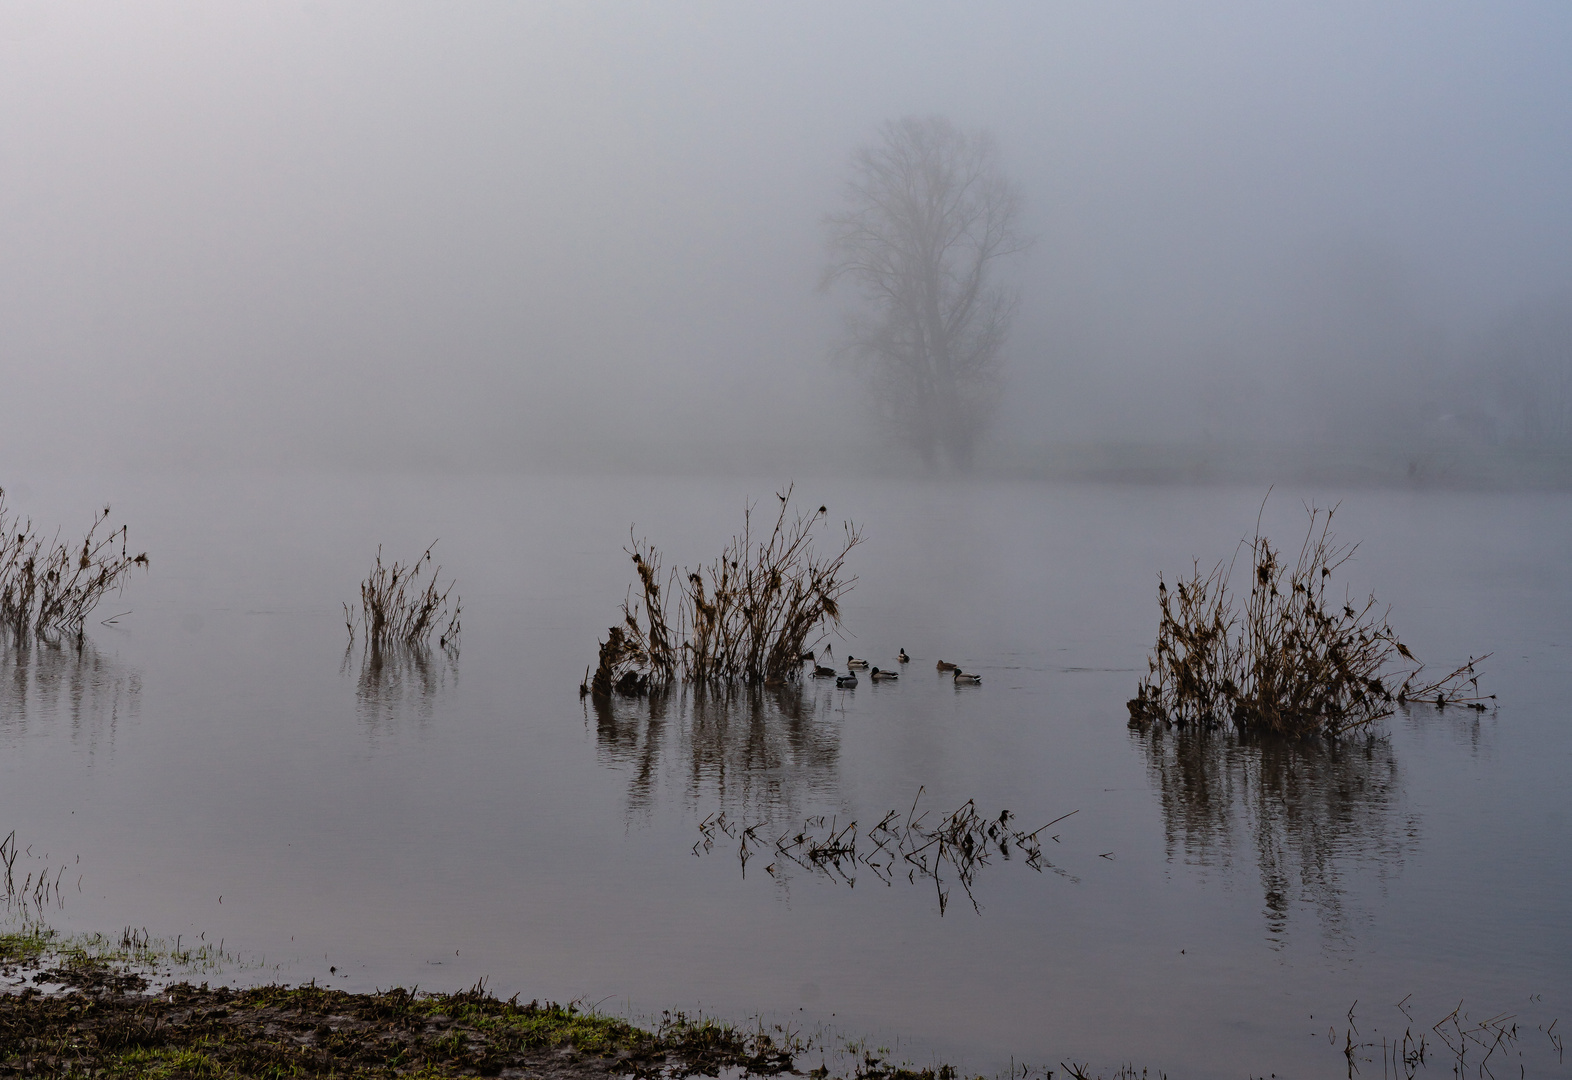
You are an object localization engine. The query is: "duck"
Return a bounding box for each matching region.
[936,660,958,672]
[953,670,982,685]
[836,671,858,688]
[812,662,836,678]
[897,649,910,664]
[870,667,898,682]
[846,656,870,669]
[797,650,815,664]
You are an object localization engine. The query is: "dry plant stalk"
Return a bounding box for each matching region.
[0,487,147,641]
[592,486,861,695]
[1128,501,1490,738]
[345,543,460,649]
[695,788,1077,915]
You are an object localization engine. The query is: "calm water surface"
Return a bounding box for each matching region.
[1,471,1568,1077]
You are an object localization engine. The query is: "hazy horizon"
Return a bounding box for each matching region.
[4,3,1571,476]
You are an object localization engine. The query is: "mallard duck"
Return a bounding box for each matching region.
[846,656,869,669]
[897,649,910,663]
[836,672,858,688]
[812,663,836,678]
[936,660,958,672]
[797,650,815,663]
[870,667,898,682]
[953,670,982,685]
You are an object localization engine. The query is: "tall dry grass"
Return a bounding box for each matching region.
[1128,501,1489,738]
[592,486,861,695]
[0,487,147,641]
[344,543,460,649]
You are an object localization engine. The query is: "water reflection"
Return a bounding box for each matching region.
[1130,719,1416,945]
[590,684,839,819]
[1398,699,1498,759]
[345,641,458,734]
[0,631,140,755]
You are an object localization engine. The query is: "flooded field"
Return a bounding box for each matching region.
[2,471,1569,1076]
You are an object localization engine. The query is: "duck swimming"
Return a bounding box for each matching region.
[870,667,898,681]
[812,662,836,678]
[897,649,910,663]
[936,660,958,672]
[953,670,982,685]
[836,671,858,688]
[846,656,870,669]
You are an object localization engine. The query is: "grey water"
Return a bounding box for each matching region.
[2,471,1569,1076]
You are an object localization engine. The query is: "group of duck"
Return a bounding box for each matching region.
[800,647,982,688]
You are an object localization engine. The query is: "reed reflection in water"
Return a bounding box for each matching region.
[590,684,839,820]
[0,631,140,754]
[1130,717,1417,946]
[345,641,458,734]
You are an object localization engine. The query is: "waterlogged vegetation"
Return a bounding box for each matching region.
[2,831,67,918]
[1127,502,1491,738]
[590,487,861,695]
[696,791,1080,915]
[344,543,461,651]
[340,542,463,725]
[0,488,146,643]
[2,923,242,994]
[4,833,246,993]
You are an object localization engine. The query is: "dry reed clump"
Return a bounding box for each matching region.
[344,543,460,649]
[590,486,861,695]
[1128,501,1490,738]
[0,487,147,642]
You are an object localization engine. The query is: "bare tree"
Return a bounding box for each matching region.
[824,116,1026,470]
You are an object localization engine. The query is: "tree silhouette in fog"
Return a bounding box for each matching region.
[824,116,1026,470]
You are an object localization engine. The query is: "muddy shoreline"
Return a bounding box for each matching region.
[1,957,803,1079]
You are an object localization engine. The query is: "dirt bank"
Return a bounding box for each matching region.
[0,959,795,1078]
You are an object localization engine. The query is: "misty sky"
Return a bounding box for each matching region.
[3,3,1570,470]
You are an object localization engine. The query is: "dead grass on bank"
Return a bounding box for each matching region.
[1128,500,1490,738]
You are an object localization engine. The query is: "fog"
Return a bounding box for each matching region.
[3,3,1570,476]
